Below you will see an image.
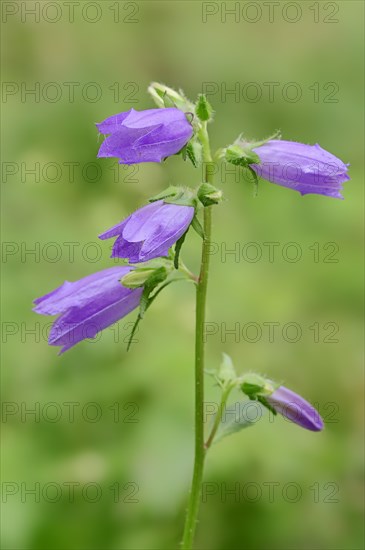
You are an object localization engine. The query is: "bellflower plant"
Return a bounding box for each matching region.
[34,82,350,549]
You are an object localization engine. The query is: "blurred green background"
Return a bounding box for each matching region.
[1,1,364,549]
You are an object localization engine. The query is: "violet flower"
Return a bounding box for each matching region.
[251,140,349,199]
[266,385,324,431]
[33,267,142,353]
[99,199,195,263]
[96,108,193,164]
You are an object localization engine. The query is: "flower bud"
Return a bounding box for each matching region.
[197,182,223,206]
[241,375,324,431]
[195,94,214,122]
[148,82,193,112]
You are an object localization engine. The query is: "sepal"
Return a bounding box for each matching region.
[223,144,261,167]
[184,139,203,168]
[147,82,195,112]
[149,186,198,208]
[221,130,282,168]
[197,182,223,206]
[240,373,279,398]
[121,265,168,289]
[240,373,280,415]
[122,257,197,349]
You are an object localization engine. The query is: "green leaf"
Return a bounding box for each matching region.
[214,400,267,443]
[218,353,237,384]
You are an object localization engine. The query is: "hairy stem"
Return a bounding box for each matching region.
[181,122,213,549]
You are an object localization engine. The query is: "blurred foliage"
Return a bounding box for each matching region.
[1,1,364,549]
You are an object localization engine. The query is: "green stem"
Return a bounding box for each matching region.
[181,123,213,549]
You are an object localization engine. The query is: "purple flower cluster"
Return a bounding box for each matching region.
[34,104,349,355]
[34,197,193,352]
[34,108,197,352]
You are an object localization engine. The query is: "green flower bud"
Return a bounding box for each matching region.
[195,94,214,122]
[197,182,223,207]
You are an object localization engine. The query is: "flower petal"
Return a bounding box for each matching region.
[96,109,134,134]
[267,386,324,431]
[33,267,131,315]
[139,204,194,261]
[122,201,164,242]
